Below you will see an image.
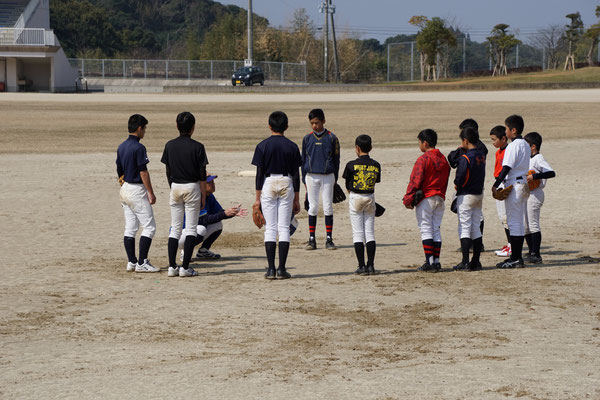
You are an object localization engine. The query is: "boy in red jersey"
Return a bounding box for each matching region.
[403,129,451,272]
[489,125,511,257]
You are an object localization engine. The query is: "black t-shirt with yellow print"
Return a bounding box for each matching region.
[342,155,381,194]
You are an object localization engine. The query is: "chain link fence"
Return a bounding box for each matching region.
[387,41,551,82]
[68,59,307,83]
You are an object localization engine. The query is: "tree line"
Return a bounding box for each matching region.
[50,0,600,82]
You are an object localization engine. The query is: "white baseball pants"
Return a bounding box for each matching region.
[177,221,223,249]
[169,182,201,240]
[525,188,544,234]
[456,194,483,239]
[349,192,375,243]
[120,182,156,238]
[496,199,508,229]
[415,195,445,242]
[504,180,529,237]
[306,172,335,216]
[261,175,294,242]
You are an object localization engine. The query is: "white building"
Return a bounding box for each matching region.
[0,0,77,92]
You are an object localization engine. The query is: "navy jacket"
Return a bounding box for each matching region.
[455,148,486,196]
[301,130,340,182]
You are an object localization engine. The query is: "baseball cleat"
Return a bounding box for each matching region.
[527,254,543,264]
[417,263,433,272]
[305,238,317,250]
[354,266,366,275]
[196,248,221,259]
[167,265,180,277]
[495,244,511,257]
[365,265,376,275]
[325,238,337,250]
[135,259,160,273]
[496,258,524,269]
[430,262,441,273]
[179,266,198,277]
[467,261,483,271]
[126,261,137,272]
[453,262,469,271]
[276,267,291,279]
[264,267,276,280]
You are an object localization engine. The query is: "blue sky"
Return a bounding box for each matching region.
[224,0,599,43]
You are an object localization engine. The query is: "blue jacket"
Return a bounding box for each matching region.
[455,148,486,196]
[301,130,340,182]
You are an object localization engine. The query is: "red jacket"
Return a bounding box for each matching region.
[403,149,450,207]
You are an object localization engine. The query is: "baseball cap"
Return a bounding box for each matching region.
[207,175,218,183]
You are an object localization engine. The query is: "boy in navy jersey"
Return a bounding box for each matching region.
[453,127,486,271]
[116,114,159,273]
[302,109,340,250]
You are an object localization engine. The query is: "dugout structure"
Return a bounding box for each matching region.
[0,0,77,92]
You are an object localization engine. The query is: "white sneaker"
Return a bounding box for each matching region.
[126,261,136,272]
[179,266,198,277]
[135,259,160,273]
[495,244,512,257]
[168,265,180,277]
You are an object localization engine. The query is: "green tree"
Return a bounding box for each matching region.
[50,0,122,57]
[487,24,521,76]
[410,16,456,81]
[584,6,600,66]
[563,12,584,70]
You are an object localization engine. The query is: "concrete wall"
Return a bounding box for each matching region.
[25,0,50,29]
[0,59,5,84]
[6,58,17,91]
[51,44,77,92]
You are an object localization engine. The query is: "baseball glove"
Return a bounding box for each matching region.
[333,183,346,203]
[375,203,386,217]
[492,185,513,201]
[412,189,425,207]
[118,175,125,186]
[527,170,541,191]
[450,193,458,214]
[252,204,266,229]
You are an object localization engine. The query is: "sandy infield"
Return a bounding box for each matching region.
[1,91,599,399]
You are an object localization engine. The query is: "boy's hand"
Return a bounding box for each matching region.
[293,199,301,215]
[405,203,414,210]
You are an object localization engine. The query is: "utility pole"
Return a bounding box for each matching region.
[247,0,253,66]
[320,0,329,81]
[329,0,340,82]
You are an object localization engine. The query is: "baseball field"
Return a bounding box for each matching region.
[1,89,599,399]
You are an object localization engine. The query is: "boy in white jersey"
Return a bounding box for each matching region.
[523,132,556,264]
[492,115,531,269]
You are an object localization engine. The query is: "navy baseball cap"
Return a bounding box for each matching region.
[207,175,218,183]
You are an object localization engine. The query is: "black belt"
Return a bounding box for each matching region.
[515,176,523,180]
[265,173,288,177]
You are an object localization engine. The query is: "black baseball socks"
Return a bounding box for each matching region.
[325,215,333,240]
[138,236,152,263]
[422,239,434,265]
[308,215,317,240]
[366,241,376,267]
[354,242,365,267]
[124,236,137,264]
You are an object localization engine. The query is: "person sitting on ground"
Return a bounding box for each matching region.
[179,174,248,261]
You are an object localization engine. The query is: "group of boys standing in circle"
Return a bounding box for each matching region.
[116,109,554,278]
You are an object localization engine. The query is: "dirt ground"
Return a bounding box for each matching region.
[1,91,599,399]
